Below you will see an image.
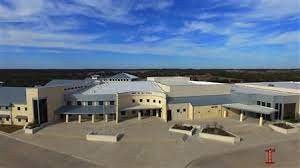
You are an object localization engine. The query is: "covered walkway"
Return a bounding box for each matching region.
[222,103,277,126]
[120,105,162,120]
[56,105,116,123]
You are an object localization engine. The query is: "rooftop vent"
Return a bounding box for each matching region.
[268,84,275,87]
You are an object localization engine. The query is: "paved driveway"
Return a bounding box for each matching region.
[10,117,300,168]
[0,134,102,168]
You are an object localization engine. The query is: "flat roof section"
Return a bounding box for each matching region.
[246,82,300,90]
[158,80,221,86]
[223,103,277,115]
[231,85,294,96]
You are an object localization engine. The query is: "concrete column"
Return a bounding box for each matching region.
[223,110,227,118]
[65,114,69,123]
[239,112,244,122]
[105,114,108,122]
[115,114,118,123]
[92,114,95,123]
[156,110,159,117]
[78,115,81,123]
[259,114,263,126]
[138,111,142,120]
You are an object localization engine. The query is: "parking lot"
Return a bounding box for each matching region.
[11,117,300,168]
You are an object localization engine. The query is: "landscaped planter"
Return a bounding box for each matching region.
[169,124,196,136]
[86,131,123,142]
[24,123,43,134]
[199,128,240,144]
[286,120,300,127]
[269,123,298,134]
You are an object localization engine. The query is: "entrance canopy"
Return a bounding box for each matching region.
[121,105,161,111]
[223,103,277,115]
[56,106,115,115]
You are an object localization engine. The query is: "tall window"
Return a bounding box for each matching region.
[132,99,135,103]
[257,101,261,105]
[25,107,27,111]
[88,101,93,106]
[99,101,103,105]
[140,99,143,102]
[110,101,115,105]
[77,101,82,106]
[262,102,266,106]
[147,99,150,102]
[267,103,271,107]
[17,107,20,110]
[159,100,161,104]
[67,101,72,105]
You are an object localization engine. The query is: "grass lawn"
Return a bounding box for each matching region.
[0,125,23,133]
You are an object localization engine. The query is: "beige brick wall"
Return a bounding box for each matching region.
[193,105,223,120]
[118,92,167,121]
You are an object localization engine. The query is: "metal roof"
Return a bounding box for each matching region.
[168,94,233,106]
[45,79,93,87]
[80,81,164,95]
[222,103,277,115]
[0,87,27,106]
[56,105,116,114]
[109,73,138,79]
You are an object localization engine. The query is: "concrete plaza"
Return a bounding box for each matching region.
[10,117,300,168]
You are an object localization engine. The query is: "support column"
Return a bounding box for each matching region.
[65,114,69,123]
[156,110,159,117]
[105,114,108,122]
[259,113,263,126]
[78,114,81,123]
[138,111,142,120]
[223,110,227,118]
[239,112,244,122]
[91,114,95,123]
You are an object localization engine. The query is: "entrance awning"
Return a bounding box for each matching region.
[222,103,277,115]
[121,105,161,111]
[15,115,28,119]
[0,114,10,118]
[56,106,115,115]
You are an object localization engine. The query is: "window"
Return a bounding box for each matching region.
[177,109,180,112]
[0,117,2,120]
[88,101,93,106]
[121,111,126,116]
[153,100,156,103]
[25,107,27,111]
[257,101,261,105]
[159,100,161,104]
[18,118,21,122]
[267,103,271,107]
[25,119,28,122]
[110,101,115,105]
[183,109,186,112]
[17,107,20,110]
[5,106,8,110]
[132,99,135,103]
[147,99,150,102]
[77,101,82,106]
[132,110,136,114]
[6,118,9,121]
[99,101,103,105]
[67,101,72,105]
[140,99,143,102]
[262,102,266,106]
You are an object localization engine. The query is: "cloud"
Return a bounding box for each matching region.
[180,21,216,34]
[135,0,173,11]
[197,13,219,20]
[264,30,300,45]
[142,35,161,42]
[233,22,255,28]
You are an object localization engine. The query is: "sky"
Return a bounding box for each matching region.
[0,0,299,69]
